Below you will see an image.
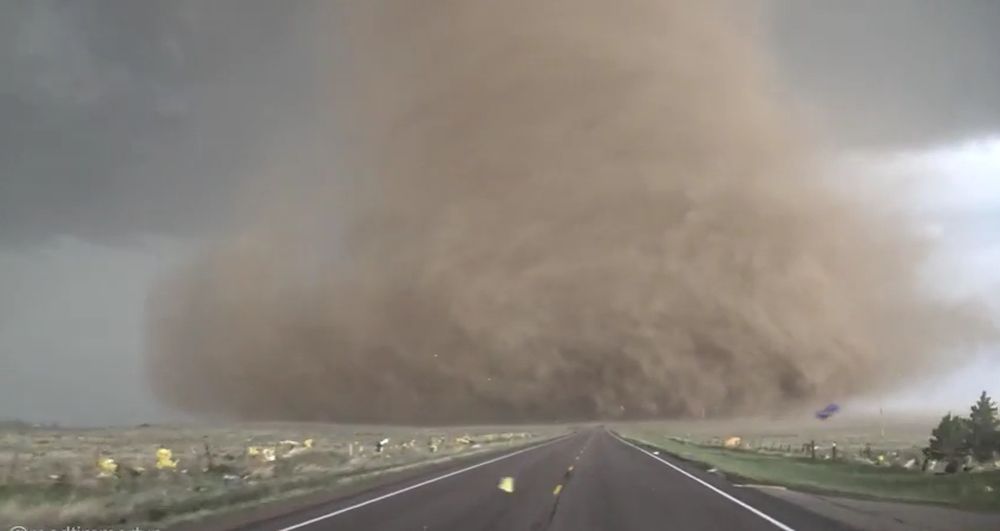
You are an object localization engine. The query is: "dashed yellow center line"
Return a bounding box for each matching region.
[553,484,563,496]
[567,465,574,472]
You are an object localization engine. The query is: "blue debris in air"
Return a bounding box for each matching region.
[815,403,840,420]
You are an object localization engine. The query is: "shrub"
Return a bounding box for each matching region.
[923,413,970,472]
[968,391,999,463]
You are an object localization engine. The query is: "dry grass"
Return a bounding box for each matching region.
[0,422,564,527]
[615,413,936,466]
[615,415,1000,509]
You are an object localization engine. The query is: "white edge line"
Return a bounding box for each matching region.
[274,434,573,531]
[611,432,796,531]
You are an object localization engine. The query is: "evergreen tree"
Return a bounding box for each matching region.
[923,413,970,472]
[968,391,999,462]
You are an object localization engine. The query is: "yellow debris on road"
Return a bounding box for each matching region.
[497,476,515,493]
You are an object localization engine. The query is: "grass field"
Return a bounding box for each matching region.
[616,415,934,459]
[9,414,997,526]
[0,422,566,527]
[616,416,1000,510]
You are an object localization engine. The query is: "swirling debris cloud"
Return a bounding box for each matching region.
[146,0,989,423]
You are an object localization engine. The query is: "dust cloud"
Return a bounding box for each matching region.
[146,0,992,423]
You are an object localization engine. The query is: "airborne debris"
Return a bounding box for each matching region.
[497,476,515,493]
[816,404,841,421]
[156,448,178,469]
[97,457,118,477]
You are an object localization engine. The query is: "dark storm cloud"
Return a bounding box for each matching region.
[0,0,329,245]
[2,1,999,246]
[766,0,1000,148]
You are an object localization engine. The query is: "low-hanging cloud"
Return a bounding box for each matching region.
[146,0,992,424]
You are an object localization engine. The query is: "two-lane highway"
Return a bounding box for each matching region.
[235,429,855,530]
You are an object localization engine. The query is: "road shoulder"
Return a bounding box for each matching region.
[750,487,1000,531]
[618,433,1000,531]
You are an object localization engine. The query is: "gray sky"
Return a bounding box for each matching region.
[0,0,332,246]
[1,1,999,425]
[766,0,1000,148]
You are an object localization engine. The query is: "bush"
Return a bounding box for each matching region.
[968,391,999,463]
[923,413,969,472]
[923,391,1000,471]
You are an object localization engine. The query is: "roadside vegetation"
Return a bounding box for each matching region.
[924,391,1000,473]
[0,422,559,527]
[618,392,1000,510]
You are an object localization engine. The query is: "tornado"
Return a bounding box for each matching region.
[146,0,992,423]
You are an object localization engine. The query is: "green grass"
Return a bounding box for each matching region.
[621,433,1000,510]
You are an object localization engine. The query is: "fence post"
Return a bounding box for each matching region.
[203,439,214,471]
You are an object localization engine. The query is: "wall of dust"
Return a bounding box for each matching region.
[145,0,993,423]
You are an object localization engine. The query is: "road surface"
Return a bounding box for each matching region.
[235,428,855,531]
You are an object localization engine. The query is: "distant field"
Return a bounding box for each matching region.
[616,414,934,456]
[616,415,1000,510]
[0,422,566,527]
[616,414,940,470]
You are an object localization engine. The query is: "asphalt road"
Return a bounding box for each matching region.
[236,428,855,531]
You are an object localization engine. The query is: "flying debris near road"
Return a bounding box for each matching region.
[497,476,515,493]
[815,403,840,420]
